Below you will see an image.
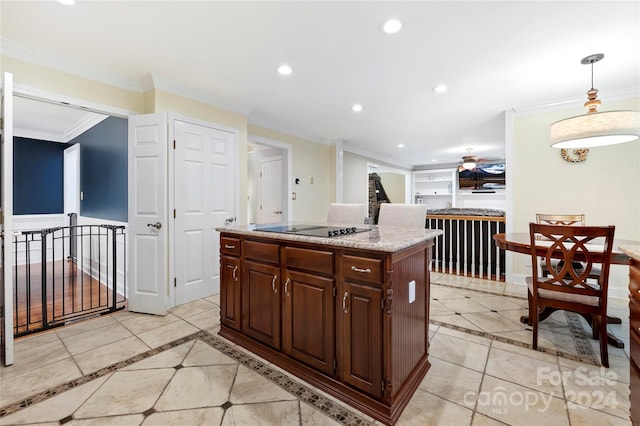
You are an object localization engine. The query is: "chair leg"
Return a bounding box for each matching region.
[527,291,534,326]
[596,314,609,368]
[531,297,538,350]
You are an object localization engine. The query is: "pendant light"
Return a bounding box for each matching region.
[550,53,640,149]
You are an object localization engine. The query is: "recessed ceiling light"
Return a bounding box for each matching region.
[57,0,75,4]
[352,104,363,112]
[433,84,448,93]
[397,144,405,148]
[432,159,438,162]
[278,65,292,75]
[382,18,403,34]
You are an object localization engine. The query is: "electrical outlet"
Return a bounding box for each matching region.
[408,280,416,303]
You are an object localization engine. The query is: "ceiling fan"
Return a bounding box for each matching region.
[460,148,502,170]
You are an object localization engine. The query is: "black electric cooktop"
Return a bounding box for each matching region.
[255,224,371,238]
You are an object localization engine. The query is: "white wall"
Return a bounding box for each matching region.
[511,97,640,298]
[343,151,369,205]
[377,172,405,204]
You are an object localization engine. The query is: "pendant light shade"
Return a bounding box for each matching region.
[550,53,640,149]
[550,110,640,148]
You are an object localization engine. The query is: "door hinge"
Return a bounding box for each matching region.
[333,287,336,297]
[381,298,385,310]
[333,359,337,372]
[382,380,385,392]
[173,209,176,218]
[174,277,177,287]
[173,139,176,149]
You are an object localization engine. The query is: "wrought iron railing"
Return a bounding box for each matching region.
[427,214,506,281]
[12,224,127,336]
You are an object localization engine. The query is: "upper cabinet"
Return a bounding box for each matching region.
[412,168,457,209]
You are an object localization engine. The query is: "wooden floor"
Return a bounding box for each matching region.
[13,259,127,336]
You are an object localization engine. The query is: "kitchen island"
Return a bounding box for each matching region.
[217,224,441,425]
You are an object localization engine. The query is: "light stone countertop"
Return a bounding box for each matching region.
[620,245,640,262]
[216,223,442,253]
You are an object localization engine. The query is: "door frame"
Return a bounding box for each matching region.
[168,113,240,308]
[2,72,15,366]
[248,134,292,222]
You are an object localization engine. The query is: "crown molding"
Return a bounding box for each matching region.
[144,73,252,116]
[342,144,411,170]
[248,115,332,146]
[1,38,143,93]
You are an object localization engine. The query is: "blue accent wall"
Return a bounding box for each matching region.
[14,138,65,215]
[74,116,128,222]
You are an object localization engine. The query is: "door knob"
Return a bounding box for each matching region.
[274,211,283,214]
[225,217,236,224]
[147,222,162,230]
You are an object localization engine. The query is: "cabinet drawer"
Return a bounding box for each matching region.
[220,237,241,256]
[284,246,334,275]
[630,264,640,300]
[244,240,280,264]
[343,255,383,285]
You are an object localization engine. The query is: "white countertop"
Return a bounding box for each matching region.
[216,223,442,253]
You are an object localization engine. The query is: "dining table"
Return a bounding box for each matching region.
[494,232,640,348]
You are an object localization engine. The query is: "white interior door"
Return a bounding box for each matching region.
[128,113,168,315]
[258,157,283,224]
[173,118,236,306]
[1,72,14,366]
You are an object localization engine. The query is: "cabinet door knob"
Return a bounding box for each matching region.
[232,265,238,282]
[272,275,278,293]
[284,278,290,296]
[342,292,349,313]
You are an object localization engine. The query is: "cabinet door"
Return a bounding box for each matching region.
[340,281,383,399]
[220,255,241,331]
[282,270,335,376]
[242,260,281,348]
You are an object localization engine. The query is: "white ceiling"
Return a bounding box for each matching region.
[2,1,639,167]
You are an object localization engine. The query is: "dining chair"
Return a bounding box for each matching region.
[526,222,615,367]
[326,203,366,226]
[377,203,427,228]
[535,213,600,280]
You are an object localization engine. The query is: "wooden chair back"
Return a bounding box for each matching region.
[527,222,615,366]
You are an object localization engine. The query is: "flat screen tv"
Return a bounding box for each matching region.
[458,163,506,191]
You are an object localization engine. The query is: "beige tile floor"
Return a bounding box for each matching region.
[0,273,632,426]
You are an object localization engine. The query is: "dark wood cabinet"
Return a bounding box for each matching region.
[218,231,433,425]
[242,259,281,348]
[220,255,241,331]
[630,257,640,425]
[220,237,241,331]
[340,280,383,399]
[282,269,335,375]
